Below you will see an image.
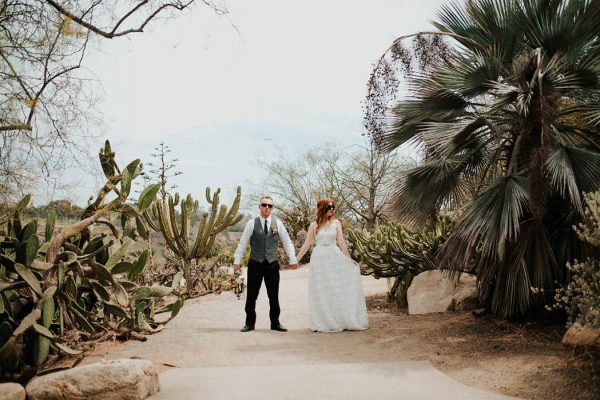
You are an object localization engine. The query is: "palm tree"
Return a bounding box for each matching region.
[376,0,600,318]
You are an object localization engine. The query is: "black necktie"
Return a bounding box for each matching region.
[264,219,268,236]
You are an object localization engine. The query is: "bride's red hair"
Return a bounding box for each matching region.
[315,198,335,234]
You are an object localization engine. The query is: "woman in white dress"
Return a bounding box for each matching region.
[296,198,368,332]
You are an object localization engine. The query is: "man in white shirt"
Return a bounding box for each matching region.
[233,195,298,332]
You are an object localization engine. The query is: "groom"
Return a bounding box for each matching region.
[233,195,298,332]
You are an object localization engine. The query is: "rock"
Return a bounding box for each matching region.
[562,323,600,350]
[0,383,26,400]
[26,359,159,400]
[471,308,488,318]
[407,270,478,314]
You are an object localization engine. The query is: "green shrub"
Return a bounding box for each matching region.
[0,141,182,382]
[553,260,600,328]
[552,191,600,328]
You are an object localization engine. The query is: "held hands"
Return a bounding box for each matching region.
[288,263,299,270]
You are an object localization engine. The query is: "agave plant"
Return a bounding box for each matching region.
[372,0,600,317]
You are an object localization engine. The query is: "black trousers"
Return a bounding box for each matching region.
[244,258,280,327]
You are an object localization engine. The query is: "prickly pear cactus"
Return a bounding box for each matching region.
[0,141,181,382]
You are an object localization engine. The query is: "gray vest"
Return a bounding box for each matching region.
[249,217,279,263]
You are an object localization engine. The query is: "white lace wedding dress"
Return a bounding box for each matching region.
[308,223,368,332]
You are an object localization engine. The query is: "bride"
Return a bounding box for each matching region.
[296,198,368,332]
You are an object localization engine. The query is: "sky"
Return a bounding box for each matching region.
[74,0,449,211]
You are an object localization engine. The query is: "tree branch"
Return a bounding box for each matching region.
[44,0,194,39]
[95,218,122,241]
[45,205,116,264]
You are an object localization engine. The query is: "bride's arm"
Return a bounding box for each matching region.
[296,222,317,262]
[335,220,352,259]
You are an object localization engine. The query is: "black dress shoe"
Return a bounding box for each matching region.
[240,325,254,332]
[271,323,288,332]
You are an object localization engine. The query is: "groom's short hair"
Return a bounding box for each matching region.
[259,195,273,204]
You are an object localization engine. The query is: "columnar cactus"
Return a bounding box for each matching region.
[141,186,243,294]
[348,215,454,305]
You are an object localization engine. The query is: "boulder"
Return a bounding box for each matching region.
[562,323,600,350]
[0,382,26,400]
[407,270,478,314]
[26,359,159,400]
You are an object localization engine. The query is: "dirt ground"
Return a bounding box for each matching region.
[365,295,600,400]
[74,267,599,400]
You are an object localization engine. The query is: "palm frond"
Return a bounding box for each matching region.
[577,102,600,127]
[436,51,503,96]
[438,174,529,271]
[435,0,524,55]
[489,236,531,318]
[392,156,474,225]
[383,87,469,152]
[478,218,559,318]
[419,116,491,157]
[545,145,600,212]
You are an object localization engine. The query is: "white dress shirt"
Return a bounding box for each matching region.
[233,215,297,265]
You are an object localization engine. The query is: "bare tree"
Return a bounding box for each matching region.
[0,0,228,201]
[250,147,344,237]
[253,142,411,234]
[319,140,413,230]
[0,135,32,204]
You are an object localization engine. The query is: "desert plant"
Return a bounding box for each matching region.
[142,186,243,296]
[348,215,454,305]
[370,0,600,318]
[552,191,600,328]
[0,141,182,382]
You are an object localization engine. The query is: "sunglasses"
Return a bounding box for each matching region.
[260,203,274,208]
[326,204,335,211]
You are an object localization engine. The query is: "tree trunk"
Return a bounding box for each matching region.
[365,217,376,231]
[184,259,193,296]
[365,210,377,231]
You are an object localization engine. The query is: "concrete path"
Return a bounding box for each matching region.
[152,361,515,400]
[88,267,517,399]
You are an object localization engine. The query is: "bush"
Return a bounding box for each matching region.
[553,260,600,328]
[551,191,600,328]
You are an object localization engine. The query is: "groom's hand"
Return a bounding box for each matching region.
[288,263,298,270]
[233,264,241,273]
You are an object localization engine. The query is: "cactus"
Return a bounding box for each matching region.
[0,141,181,382]
[142,186,243,295]
[348,215,454,306]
